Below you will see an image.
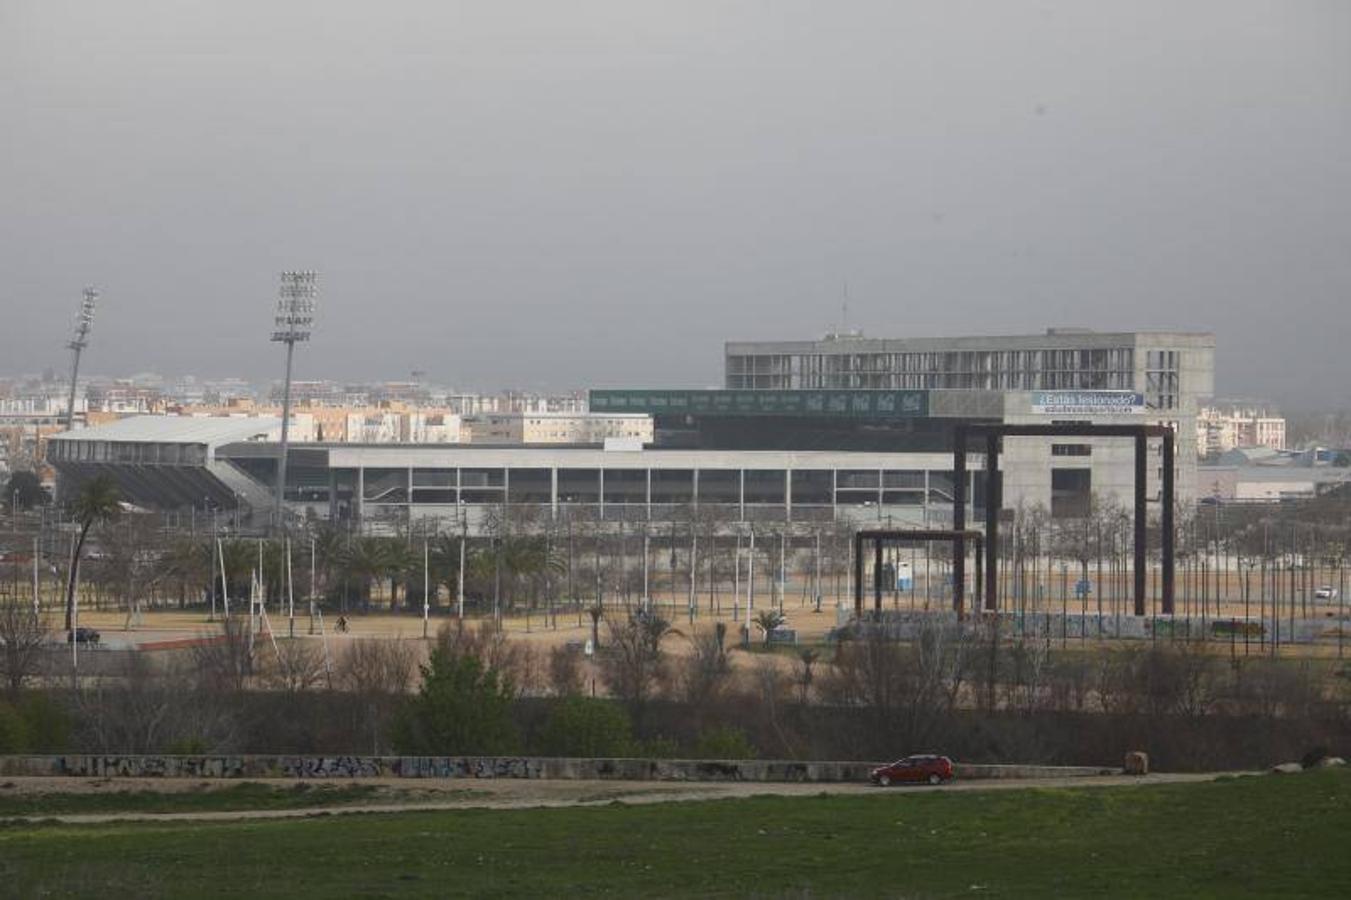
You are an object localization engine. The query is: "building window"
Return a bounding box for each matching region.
[603,469,647,505]
[1051,468,1092,518]
[790,470,833,505]
[743,469,786,505]
[651,469,694,504]
[362,468,409,503]
[697,470,740,505]
[507,468,552,504]
[557,468,600,503]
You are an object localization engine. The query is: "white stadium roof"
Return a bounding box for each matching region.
[50,415,283,446]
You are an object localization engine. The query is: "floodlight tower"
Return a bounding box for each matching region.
[64,287,99,432]
[270,271,317,528]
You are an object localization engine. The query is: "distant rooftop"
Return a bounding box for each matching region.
[729,328,1215,350]
[49,415,282,446]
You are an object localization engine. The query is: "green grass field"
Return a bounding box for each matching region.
[0,782,428,817]
[3,771,1349,897]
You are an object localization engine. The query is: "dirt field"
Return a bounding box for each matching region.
[0,771,1227,824]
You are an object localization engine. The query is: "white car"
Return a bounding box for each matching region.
[1315,586,1339,601]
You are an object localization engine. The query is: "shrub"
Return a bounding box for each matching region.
[547,645,585,697]
[0,701,28,753]
[633,736,680,759]
[393,646,518,755]
[538,697,632,757]
[693,726,757,760]
[15,693,71,752]
[166,737,211,755]
[1301,746,1330,769]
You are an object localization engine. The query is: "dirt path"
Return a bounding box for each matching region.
[0,772,1235,825]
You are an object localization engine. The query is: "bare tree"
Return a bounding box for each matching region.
[678,622,730,708]
[76,654,239,754]
[600,611,678,717]
[336,638,418,696]
[264,640,330,694]
[1003,635,1052,715]
[0,599,50,692]
[820,619,974,749]
[434,619,538,697]
[796,647,820,705]
[546,644,585,697]
[190,617,254,693]
[332,637,420,756]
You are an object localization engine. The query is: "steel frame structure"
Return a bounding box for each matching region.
[952,423,1175,619]
[853,529,985,618]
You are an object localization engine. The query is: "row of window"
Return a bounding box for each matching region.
[319,467,984,507]
[727,348,1141,392]
[53,440,209,466]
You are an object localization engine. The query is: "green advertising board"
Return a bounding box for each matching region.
[588,389,929,419]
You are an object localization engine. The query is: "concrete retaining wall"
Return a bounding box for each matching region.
[0,754,1118,782]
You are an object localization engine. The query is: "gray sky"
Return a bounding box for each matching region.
[2,1,1349,403]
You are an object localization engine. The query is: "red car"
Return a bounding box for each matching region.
[870,754,954,787]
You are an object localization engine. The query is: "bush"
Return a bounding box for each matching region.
[633,736,680,759]
[538,697,632,757]
[166,737,211,755]
[547,645,585,697]
[14,693,71,752]
[693,726,757,760]
[0,701,28,753]
[1301,746,1330,769]
[393,646,519,755]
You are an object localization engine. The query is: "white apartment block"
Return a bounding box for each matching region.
[1196,403,1286,457]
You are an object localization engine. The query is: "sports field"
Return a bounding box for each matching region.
[2,769,1348,897]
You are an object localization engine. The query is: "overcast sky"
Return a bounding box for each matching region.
[2,1,1349,403]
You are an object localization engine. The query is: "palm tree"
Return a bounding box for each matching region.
[753,609,786,648]
[338,536,387,612]
[379,539,418,612]
[588,603,604,651]
[63,476,122,632]
[162,537,212,609]
[637,610,681,653]
[217,539,258,614]
[500,535,566,617]
[429,533,467,610]
[310,525,346,603]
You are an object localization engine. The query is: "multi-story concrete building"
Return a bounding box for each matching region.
[725,328,1211,409]
[719,329,1214,513]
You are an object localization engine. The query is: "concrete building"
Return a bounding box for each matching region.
[1197,402,1286,457]
[45,329,1214,532]
[46,415,283,510]
[48,416,985,532]
[725,329,1213,408]
[717,328,1214,514]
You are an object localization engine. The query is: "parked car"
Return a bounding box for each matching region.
[870,754,954,787]
[1315,586,1339,602]
[67,627,100,645]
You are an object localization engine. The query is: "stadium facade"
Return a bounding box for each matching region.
[47,329,1214,534]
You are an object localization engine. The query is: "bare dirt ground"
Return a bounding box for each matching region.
[0,771,1230,825]
[67,596,1351,667]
